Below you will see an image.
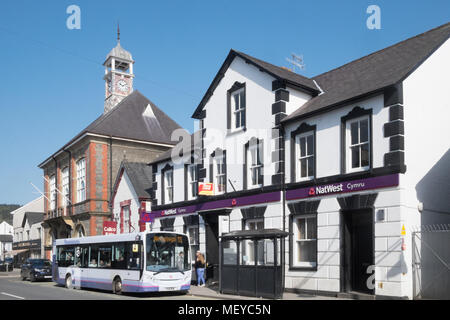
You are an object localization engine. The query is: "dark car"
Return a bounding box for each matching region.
[20,259,52,282]
[0,258,14,272]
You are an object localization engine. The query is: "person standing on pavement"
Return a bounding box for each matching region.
[194,251,206,287]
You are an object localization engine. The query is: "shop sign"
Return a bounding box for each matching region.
[103,221,117,235]
[287,174,399,201]
[199,183,214,196]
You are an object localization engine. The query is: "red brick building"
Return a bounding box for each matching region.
[38,38,183,259]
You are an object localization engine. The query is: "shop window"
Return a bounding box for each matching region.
[186,225,199,262]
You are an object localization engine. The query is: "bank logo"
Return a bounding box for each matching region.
[308,188,315,196]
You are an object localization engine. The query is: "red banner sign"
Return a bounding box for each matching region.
[103,221,117,235]
[198,182,214,196]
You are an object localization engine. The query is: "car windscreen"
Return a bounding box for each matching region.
[146,233,190,272]
[31,261,51,267]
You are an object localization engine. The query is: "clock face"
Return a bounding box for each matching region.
[117,79,129,93]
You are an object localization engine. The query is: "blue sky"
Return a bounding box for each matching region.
[0,0,448,205]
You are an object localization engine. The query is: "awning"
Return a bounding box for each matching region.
[9,249,29,255]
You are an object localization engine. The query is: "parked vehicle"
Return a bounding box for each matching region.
[0,258,14,272]
[20,259,52,282]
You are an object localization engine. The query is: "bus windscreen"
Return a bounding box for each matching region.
[146,233,190,272]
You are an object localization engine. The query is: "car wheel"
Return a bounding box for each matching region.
[30,273,36,282]
[65,275,73,289]
[113,277,122,295]
[22,276,27,281]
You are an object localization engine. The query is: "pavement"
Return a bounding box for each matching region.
[0,269,346,300]
[187,283,347,300]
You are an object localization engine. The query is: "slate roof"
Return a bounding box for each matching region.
[148,130,203,165]
[39,90,183,167]
[282,22,450,123]
[22,212,44,228]
[191,49,320,118]
[120,161,153,199]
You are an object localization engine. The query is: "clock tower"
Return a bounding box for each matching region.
[103,26,135,113]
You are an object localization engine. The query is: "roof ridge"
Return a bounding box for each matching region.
[232,49,313,82]
[312,22,450,80]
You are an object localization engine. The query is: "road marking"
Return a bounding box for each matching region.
[1,292,25,300]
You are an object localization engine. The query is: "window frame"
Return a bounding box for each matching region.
[291,213,317,268]
[248,142,263,188]
[49,174,56,210]
[295,132,315,181]
[187,163,198,200]
[214,154,226,195]
[164,169,173,204]
[346,115,371,173]
[76,158,86,203]
[231,88,246,131]
[61,167,69,208]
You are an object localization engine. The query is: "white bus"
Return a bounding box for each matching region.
[52,231,191,294]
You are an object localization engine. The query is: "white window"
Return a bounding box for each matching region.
[188,164,198,200]
[293,214,317,267]
[231,88,246,130]
[248,143,263,187]
[346,116,370,172]
[214,155,226,194]
[164,170,173,204]
[62,167,69,208]
[296,132,315,180]
[123,205,131,233]
[49,175,56,210]
[76,158,86,203]
[241,218,264,265]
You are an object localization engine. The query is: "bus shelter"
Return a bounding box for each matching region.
[219,229,288,299]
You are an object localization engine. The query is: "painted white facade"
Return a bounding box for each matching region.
[0,221,13,235]
[149,34,450,299]
[112,171,143,234]
[11,197,44,244]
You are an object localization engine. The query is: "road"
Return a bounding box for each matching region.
[0,270,217,300]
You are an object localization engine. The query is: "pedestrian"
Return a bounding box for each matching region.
[194,251,206,287]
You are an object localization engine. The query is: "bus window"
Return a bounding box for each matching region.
[89,246,99,267]
[74,246,82,267]
[126,242,141,270]
[99,245,112,268]
[80,246,89,268]
[58,246,75,267]
[112,243,126,269]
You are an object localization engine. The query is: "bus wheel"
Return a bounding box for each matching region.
[113,277,122,295]
[65,275,73,289]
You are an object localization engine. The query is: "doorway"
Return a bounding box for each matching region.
[203,213,220,284]
[342,209,374,294]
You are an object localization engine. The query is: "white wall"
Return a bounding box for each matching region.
[113,172,141,233]
[11,196,44,243]
[0,221,13,235]
[202,56,278,190]
[402,38,450,225]
[284,94,389,183]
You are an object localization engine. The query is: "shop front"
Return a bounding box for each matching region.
[12,239,41,266]
[285,173,402,297]
[142,190,281,286]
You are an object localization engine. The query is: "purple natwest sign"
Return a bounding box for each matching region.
[141,191,281,222]
[286,174,399,201]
